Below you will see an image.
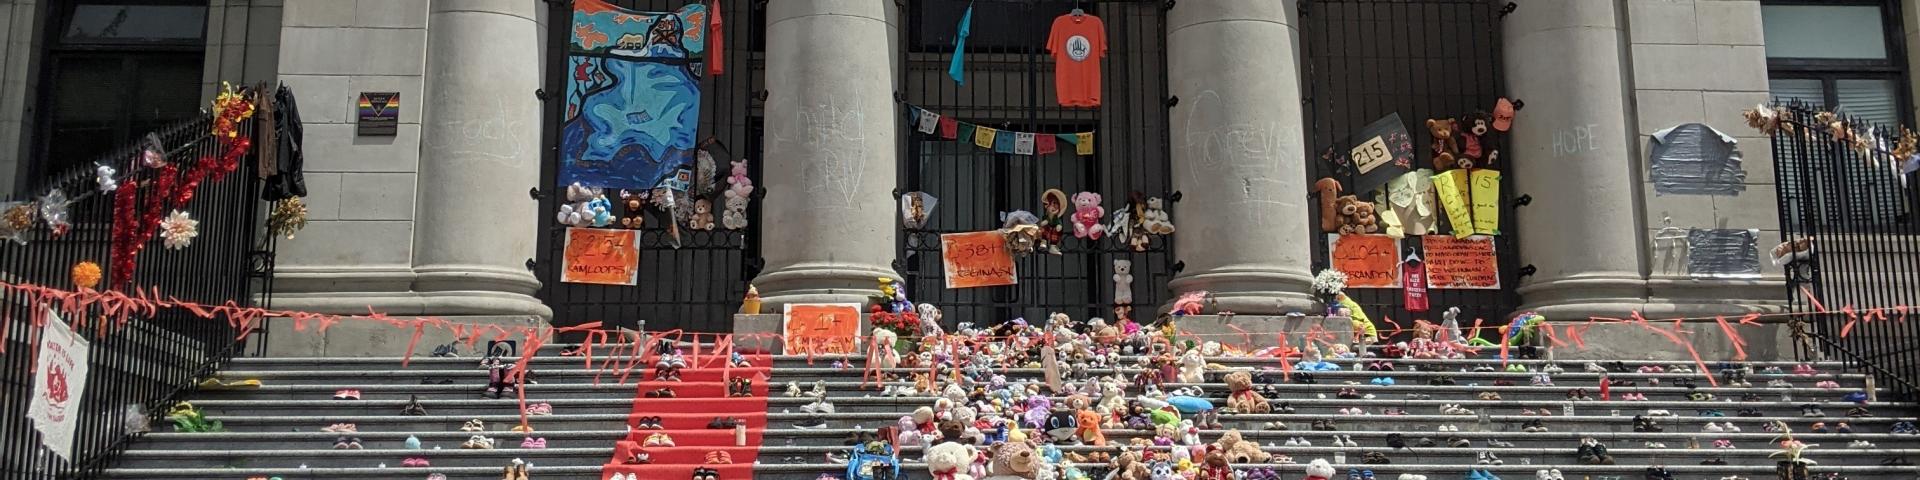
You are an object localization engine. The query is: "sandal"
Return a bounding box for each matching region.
[462,435,495,449]
[321,423,357,433]
[400,395,428,416]
[401,457,430,467]
[644,432,676,447]
[520,437,547,449]
[332,389,361,400]
[461,419,485,432]
[525,403,553,416]
[705,450,734,464]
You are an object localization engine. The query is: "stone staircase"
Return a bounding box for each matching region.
[101,344,1920,480]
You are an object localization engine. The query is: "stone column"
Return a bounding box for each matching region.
[1505,0,1647,319]
[1165,2,1318,314]
[411,0,549,317]
[752,0,901,307]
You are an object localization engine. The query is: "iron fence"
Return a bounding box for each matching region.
[1770,101,1920,400]
[0,111,275,477]
[1300,0,1520,333]
[537,0,765,335]
[896,0,1176,328]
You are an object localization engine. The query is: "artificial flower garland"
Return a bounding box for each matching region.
[105,83,257,290]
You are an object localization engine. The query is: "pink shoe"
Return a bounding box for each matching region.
[525,403,553,416]
[332,389,361,400]
[1795,364,1817,376]
[1816,380,1840,389]
[521,437,547,449]
[402,457,430,467]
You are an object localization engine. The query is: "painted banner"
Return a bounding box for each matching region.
[28,309,89,460]
[560,227,639,285]
[783,303,862,355]
[1433,169,1473,238]
[1423,235,1501,289]
[1328,233,1401,288]
[941,231,1018,288]
[1470,169,1502,235]
[561,0,707,190]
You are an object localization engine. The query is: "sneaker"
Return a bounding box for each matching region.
[461,419,485,432]
[1794,364,1817,376]
[1704,422,1726,433]
[1849,440,1876,448]
[322,423,357,433]
[1846,407,1872,418]
[1803,404,1826,417]
[1713,439,1734,449]
[520,437,546,449]
[792,416,828,429]
[1542,364,1565,374]
[1816,380,1841,389]
[332,389,361,400]
[1478,392,1502,401]
[462,435,494,449]
[401,457,430,467]
[1769,379,1793,388]
[801,398,835,414]
[1586,363,1607,373]
[1644,441,1667,448]
[524,403,552,416]
[1893,421,1919,434]
[1450,437,1471,448]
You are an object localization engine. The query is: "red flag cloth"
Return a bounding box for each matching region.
[708,0,724,76]
[1402,258,1429,313]
[939,117,958,139]
[1036,134,1058,154]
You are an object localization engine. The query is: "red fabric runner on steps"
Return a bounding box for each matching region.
[602,354,769,480]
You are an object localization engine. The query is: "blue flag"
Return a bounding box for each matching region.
[948,4,973,85]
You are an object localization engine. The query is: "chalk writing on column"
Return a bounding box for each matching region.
[1552,124,1600,158]
[1179,90,1296,223]
[771,95,868,212]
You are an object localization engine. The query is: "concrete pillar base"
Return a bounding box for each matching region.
[253,314,548,357]
[1548,321,1795,362]
[1167,268,1322,315]
[752,263,901,311]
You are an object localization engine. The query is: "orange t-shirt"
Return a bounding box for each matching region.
[1048,13,1106,108]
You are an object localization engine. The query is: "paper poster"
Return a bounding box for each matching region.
[1423,235,1501,289]
[1432,169,1473,238]
[942,231,1018,288]
[1348,113,1417,193]
[783,303,862,355]
[560,0,707,190]
[28,309,89,460]
[560,227,640,285]
[1328,233,1401,288]
[1470,169,1501,235]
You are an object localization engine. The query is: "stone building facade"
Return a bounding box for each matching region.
[0,0,1913,355]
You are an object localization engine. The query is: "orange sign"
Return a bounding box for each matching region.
[941,231,1018,289]
[1423,235,1501,289]
[560,228,639,285]
[1328,233,1401,288]
[782,303,862,355]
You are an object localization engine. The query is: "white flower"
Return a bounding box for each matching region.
[1312,268,1349,296]
[158,210,199,249]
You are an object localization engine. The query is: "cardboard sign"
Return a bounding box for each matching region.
[560,227,639,285]
[28,309,88,460]
[356,92,399,136]
[941,231,1018,288]
[1423,235,1501,289]
[1328,233,1401,288]
[1348,113,1417,193]
[782,303,862,355]
[1470,169,1502,235]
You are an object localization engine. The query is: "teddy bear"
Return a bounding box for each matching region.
[1426,118,1461,171]
[687,198,716,231]
[1177,349,1207,384]
[1141,197,1175,235]
[927,441,979,480]
[618,190,647,228]
[1071,192,1107,240]
[989,440,1042,478]
[1303,458,1336,480]
[1148,460,1178,480]
[1334,196,1381,234]
[721,191,749,230]
[1213,429,1271,463]
[870,328,901,369]
[1315,177,1344,232]
[1460,112,1493,165]
[913,406,938,434]
[1196,445,1233,480]
[1112,259,1135,305]
[1110,449,1152,480]
[1221,371,1270,413]
[726,159,754,197]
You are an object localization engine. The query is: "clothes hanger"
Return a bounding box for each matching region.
[1653,215,1687,250]
[1071,0,1085,16]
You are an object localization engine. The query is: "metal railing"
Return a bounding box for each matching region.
[0,111,276,478]
[1770,101,1920,400]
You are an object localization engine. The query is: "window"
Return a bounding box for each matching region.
[1762,1,1913,228]
[31,1,206,181]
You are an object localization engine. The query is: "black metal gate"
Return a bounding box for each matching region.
[536,0,765,333]
[1300,0,1521,329]
[895,0,1175,328]
[1769,102,1920,399]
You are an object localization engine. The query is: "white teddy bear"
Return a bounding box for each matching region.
[927,441,979,480]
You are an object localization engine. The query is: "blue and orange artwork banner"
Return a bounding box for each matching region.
[561,0,707,190]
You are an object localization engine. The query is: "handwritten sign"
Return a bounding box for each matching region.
[1352,136,1393,173]
[1470,169,1501,235]
[560,228,639,285]
[1328,233,1401,288]
[942,231,1018,289]
[1433,169,1473,238]
[1423,235,1501,289]
[783,303,862,355]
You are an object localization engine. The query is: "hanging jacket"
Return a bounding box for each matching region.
[263,84,306,201]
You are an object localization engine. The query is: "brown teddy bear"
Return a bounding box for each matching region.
[988,440,1040,478]
[1222,371,1271,413]
[1316,177,1344,232]
[1427,118,1461,171]
[688,198,716,231]
[1335,196,1381,235]
[1110,449,1153,480]
[1198,445,1235,480]
[1213,429,1271,464]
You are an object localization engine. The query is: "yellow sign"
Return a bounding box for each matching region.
[1470,169,1501,235]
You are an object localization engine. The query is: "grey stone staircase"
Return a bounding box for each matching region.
[100,345,1920,480]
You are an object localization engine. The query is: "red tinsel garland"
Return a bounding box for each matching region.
[108,180,140,290]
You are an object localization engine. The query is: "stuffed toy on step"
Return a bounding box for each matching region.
[926,441,978,480]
